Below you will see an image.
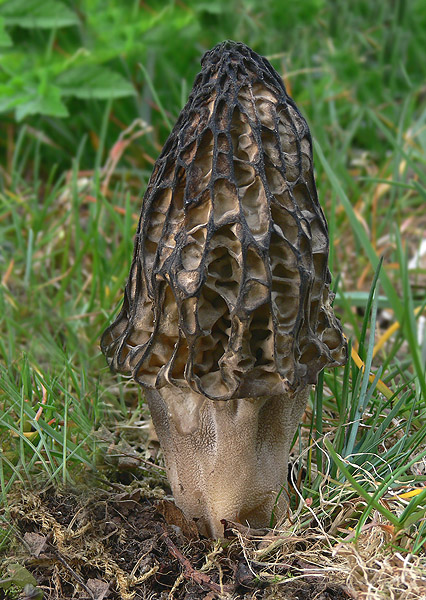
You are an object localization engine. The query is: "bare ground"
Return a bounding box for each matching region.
[1,482,354,600]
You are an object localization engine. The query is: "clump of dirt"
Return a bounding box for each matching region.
[1,483,353,600]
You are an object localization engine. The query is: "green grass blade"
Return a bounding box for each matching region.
[323,438,400,527]
[314,139,403,321]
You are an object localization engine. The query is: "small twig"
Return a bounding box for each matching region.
[106,451,167,477]
[34,384,47,422]
[1,258,14,286]
[159,525,235,594]
[101,118,153,194]
[51,547,95,599]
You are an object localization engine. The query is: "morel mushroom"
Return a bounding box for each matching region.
[101,41,347,538]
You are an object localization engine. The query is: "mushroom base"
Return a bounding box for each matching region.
[145,386,310,538]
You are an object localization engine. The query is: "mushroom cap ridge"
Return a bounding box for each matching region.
[101,41,347,401]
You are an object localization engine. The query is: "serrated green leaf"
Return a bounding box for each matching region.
[0,86,28,112]
[0,0,79,29]
[15,85,68,120]
[57,65,136,100]
[0,16,12,46]
[6,563,37,587]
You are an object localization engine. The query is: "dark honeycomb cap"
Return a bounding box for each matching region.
[101,41,347,400]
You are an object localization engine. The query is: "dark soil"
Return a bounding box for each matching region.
[1,484,354,600]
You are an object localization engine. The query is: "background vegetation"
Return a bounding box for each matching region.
[1,0,426,595]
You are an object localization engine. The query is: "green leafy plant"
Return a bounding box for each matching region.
[0,0,139,120]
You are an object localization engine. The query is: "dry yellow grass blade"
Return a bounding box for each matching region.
[373,306,424,358]
[351,347,394,400]
[396,488,426,500]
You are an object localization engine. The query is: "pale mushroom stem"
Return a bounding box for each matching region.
[146,386,309,538]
